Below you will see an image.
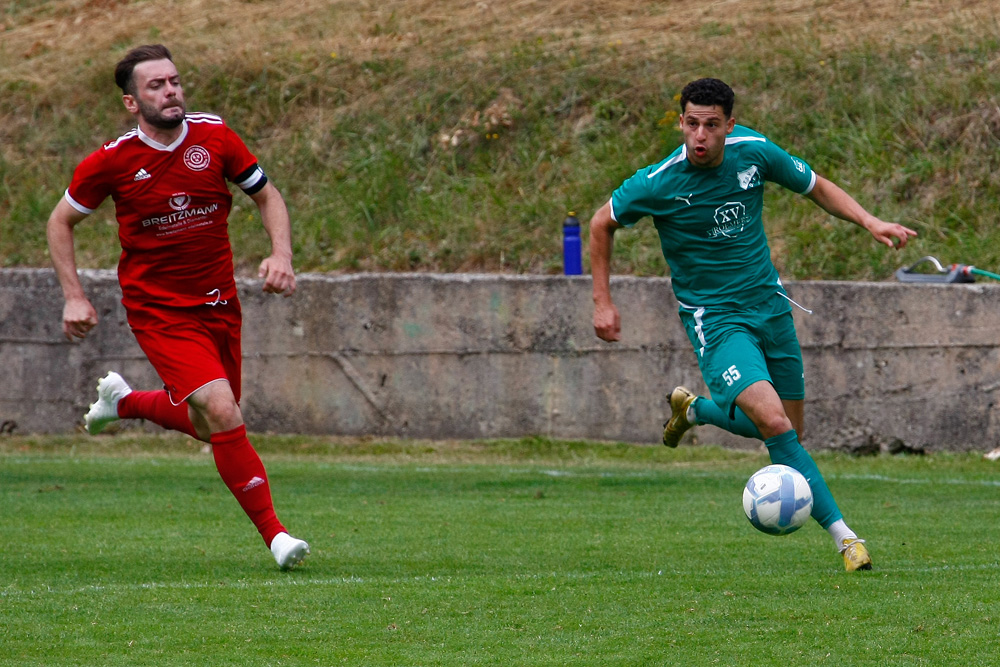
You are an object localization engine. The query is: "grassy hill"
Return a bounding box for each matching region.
[2,0,999,279]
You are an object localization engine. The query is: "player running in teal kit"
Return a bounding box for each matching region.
[589,78,917,571]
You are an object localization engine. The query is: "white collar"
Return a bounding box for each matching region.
[137,119,189,152]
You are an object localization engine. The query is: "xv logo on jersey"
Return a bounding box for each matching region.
[737,165,761,190]
[708,201,748,239]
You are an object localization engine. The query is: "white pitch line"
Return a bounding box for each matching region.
[831,473,1000,487]
[0,571,627,598]
[5,561,1000,600]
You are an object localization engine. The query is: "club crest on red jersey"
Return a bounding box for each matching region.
[168,193,191,211]
[183,145,211,171]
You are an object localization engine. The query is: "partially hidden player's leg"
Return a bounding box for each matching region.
[119,388,200,439]
[737,381,872,571]
[668,387,804,440]
[686,397,763,439]
[187,380,310,570]
[85,371,198,439]
[88,307,203,440]
[663,387,762,445]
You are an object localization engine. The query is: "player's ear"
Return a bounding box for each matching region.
[726,117,736,134]
[122,94,138,114]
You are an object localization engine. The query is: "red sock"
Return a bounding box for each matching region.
[118,390,198,439]
[210,425,286,546]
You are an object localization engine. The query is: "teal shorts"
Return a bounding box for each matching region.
[678,292,805,417]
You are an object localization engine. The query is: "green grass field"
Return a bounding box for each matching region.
[3,435,998,666]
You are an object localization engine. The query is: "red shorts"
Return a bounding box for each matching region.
[126,300,243,404]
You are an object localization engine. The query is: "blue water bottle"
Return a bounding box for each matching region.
[563,212,582,275]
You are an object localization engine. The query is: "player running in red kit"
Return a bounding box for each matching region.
[46,44,309,570]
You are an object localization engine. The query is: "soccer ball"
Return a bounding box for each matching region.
[742,464,813,535]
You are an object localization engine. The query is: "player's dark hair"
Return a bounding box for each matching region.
[679,78,735,117]
[114,44,173,96]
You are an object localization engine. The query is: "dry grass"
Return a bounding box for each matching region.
[3,0,995,150]
[3,0,995,90]
[3,0,1000,276]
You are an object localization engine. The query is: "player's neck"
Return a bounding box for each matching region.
[137,119,185,148]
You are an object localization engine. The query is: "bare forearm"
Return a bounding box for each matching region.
[589,203,616,305]
[254,182,293,258]
[589,201,622,342]
[807,175,917,249]
[250,182,296,294]
[46,197,99,339]
[46,199,88,300]
[807,175,875,228]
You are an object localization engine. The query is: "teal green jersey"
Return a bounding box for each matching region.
[610,125,815,309]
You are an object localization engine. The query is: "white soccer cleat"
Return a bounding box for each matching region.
[271,532,310,570]
[84,371,132,435]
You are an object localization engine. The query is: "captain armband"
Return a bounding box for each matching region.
[234,164,269,195]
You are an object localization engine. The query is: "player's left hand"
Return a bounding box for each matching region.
[259,255,296,296]
[868,220,917,249]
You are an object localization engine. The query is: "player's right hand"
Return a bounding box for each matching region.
[62,297,98,341]
[593,302,621,342]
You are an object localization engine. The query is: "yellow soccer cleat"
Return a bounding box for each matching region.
[841,537,873,572]
[662,386,697,448]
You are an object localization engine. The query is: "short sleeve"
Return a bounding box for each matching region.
[761,141,815,195]
[220,124,260,184]
[66,149,112,213]
[611,167,657,227]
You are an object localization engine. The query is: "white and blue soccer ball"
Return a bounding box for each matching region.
[742,464,813,535]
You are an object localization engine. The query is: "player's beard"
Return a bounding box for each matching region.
[139,98,185,130]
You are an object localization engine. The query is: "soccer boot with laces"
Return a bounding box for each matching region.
[270,532,310,570]
[84,371,132,435]
[662,386,697,448]
[841,537,873,572]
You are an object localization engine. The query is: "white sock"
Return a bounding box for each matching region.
[686,399,698,424]
[827,519,858,550]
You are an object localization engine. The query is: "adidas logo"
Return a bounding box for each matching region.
[243,476,266,492]
[133,168,151,181]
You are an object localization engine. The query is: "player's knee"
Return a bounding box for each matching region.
[755,412,794,440]
[188,389,242,433]
[205,400,242,430]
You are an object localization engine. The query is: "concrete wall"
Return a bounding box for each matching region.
[2,268,998,452]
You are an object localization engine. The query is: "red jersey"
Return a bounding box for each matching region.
[65,113,267,309]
